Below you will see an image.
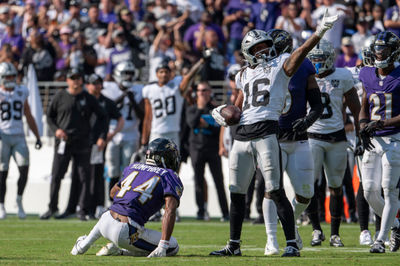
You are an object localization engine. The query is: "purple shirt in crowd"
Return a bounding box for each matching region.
[384,5,400,38]
[224,0,252,40]
[56,41,72,70]
[359,66,400,136]
[249,1,280,32]
[106,46,132,75]
[110,162,183,226]
[0,33,24,54]
[335,54,358,68]
[183,23,225,52]
[99,10,118,24]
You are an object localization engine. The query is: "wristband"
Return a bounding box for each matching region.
[359,119,370,125]
[159,240,169,249]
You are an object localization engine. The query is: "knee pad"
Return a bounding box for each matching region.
[295,194,311,204]
[265,189,285,202]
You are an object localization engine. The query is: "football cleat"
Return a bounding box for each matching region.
[264,239,279,256]
[329,235,344,247]
[71,235,88,255]
[370,240,385,253]
[0,205,6,219]
[281,246,300,257]
[389,226,400,252]
[311,230,325,246]
[374,230,390,246]
[209,241,241,256]
[96,242,122,256]
[16,197,26,219]
[295,226,303,250]
[360,230,373,246]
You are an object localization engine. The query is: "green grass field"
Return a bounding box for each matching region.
[0,216,399,265]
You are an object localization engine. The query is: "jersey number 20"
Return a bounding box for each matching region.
[154,96,176,118]
[243,78,270,111]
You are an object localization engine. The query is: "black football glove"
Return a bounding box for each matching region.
[131,145,148,164]
[364,120,384,135]
[292,117,310,134]
[354,136,364,156]
[360,128,375,151]
[35,139,42,150]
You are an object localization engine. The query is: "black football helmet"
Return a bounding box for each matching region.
[266,29,293,55]
[146,138,180,172]
[370,31,400,68]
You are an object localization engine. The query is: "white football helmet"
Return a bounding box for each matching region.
[0,62,17,90]
[307,39,335,75]
[241,29,275,66]
[113,61,137,88]
[361,36,375,67]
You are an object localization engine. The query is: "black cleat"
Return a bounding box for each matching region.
[39,209,57,220]
[209,242,241,256]
[55,211,75,219]
[281,246,300,257]
[252,216,264,224]
[370,240,385,253]
[311,230,325,246]
[389,226,400,252]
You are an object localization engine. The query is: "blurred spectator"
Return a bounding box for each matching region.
[170,42,191,76]
[127,0,145,23]
[384,0,400,37]
[105,29,133,81]
[94,29,113,79]
[205,0,226,26]
[133,22,153,81]
[186,81,229,221]
[80,4,108,46]
[61,0,82,32]
[351,16,372,54]
[148,28,175,82]
[0,5,10,39]
[335,36,358,68]
[51,26,74,72]
[20,30,56,81]
[47,0,69,25]
[312,0,351,52]
[0,44,16,66]
[71,31,97,76]
[223,0,251,63]
[0,20,24,59]
[371,4,385,34]
[275,2,306,48]
[199,30,226,82]
[99,0,117,24]
[184,11,225,56]
[246,0,281,33]
[176,0,204,22]
[361,0,375,20]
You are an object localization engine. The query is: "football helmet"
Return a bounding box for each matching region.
[113,61,137,88]
[266,29,293,55]
[0,62,17,90]
[370,31,400,69]
[307,39,335,74]
[146,138,180,172]
[361,36,375,67]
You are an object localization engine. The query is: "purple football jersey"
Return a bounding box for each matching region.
[359,66,400,136]
[110,162,183,226]
[279,58,316,129]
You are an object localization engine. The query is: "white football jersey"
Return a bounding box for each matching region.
[236,53,291,125]
[308,68,354,134]
[102,82,143,143]
[346,66,363,103]
[142,76,184,134]
[0,85,29,135]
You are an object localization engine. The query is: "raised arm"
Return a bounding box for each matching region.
[141,98,152,146]
[179,58,205,98]
[283,9,338,77]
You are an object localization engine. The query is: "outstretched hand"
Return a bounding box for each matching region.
[316,9,339,37]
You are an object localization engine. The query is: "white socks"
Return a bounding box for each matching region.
[263,198,278,242]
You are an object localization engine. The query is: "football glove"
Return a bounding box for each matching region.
[35,139,42,150]
[292,117,310,134]
[212,104,228,127]
[354,136,364,156]
[360,128,375,151]
[364,120,384,135]
[316,9,339,37]
[147,240,169,258]
[131,145,148,164]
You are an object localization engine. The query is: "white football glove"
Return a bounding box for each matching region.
[147,240,168,258]
[315,9,339,38]
[211,104,228,127]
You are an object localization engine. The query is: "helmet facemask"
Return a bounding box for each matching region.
[372,45,397,69]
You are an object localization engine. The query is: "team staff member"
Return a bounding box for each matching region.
[40,68,108,220]
[186,81,229,221]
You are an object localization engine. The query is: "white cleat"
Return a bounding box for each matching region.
[96,242,122,256]
[71,235,88,255]
[0,205,6,219]
[265,238,279,256]
[295,226,303,250]
[360,230,373,245]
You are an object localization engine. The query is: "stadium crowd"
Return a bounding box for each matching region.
[1,0,400,257]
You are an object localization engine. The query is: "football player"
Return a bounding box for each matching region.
[101,61,144,194]
[306,39,361,247]
[71,138,183,257]
[0,62,42,219]
[358,31,400,253]
[210,9,338,257]
[263,30,323,255]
